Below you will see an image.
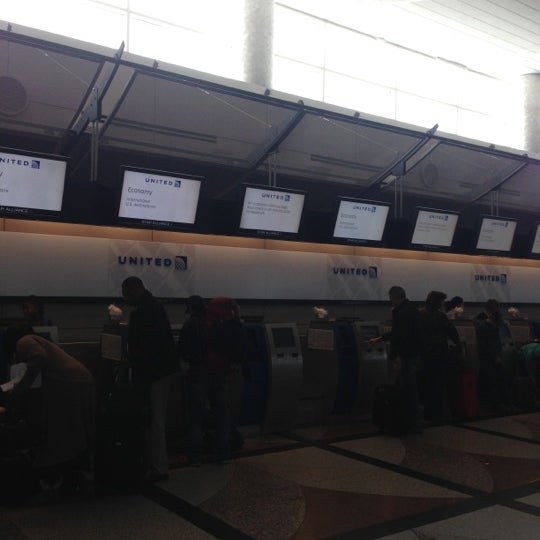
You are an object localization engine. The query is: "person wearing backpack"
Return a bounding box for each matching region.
[178,295,207,465]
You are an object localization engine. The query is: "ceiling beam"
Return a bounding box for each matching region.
[214,104,306,199]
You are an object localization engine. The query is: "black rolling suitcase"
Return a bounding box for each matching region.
[94,382,150,491]
[513,376,537,411]
[372,384,409,436]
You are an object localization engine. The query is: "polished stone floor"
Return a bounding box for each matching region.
[1,412,539,539]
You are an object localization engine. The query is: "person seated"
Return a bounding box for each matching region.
[2,324,96,494]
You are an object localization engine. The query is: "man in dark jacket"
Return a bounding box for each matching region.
[373,285,424,432]
[122,276,177,482]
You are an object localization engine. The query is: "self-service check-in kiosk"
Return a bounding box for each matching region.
[263,323,303,433]
[353,321,390,413]
[238,323,269,427]
[333,320,359,414]
[298,320,339,425]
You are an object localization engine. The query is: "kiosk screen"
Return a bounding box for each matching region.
[271,327,296,348]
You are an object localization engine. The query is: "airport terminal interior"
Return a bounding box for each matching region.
[1,1,540,538]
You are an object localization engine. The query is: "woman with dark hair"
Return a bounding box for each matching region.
[2,324,96,489]
[419,291,461,423]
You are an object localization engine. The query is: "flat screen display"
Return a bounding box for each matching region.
[239,185,305,235]
[531,223,540,255]
[118,167,202,228]
[332,198,390,243]
[271,326,296,348]
[475,216,517,252]
[0,148,66,216]
[358,325,380,341]
[411,208,459,248]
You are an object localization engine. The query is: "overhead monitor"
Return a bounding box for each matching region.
[117,166,202,229]
[239,184,306,237]
[410,207,459,249]
[0,147,67,218]
[475,216,517,253]
[530,222,540,256]
[332,198,390,244]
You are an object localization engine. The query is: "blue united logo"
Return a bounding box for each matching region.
[174,180,181,188]
[31,160,40,169]
[175,256,188,270]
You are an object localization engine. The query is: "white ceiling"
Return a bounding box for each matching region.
[393,0,540,75]
[290,0,540,77]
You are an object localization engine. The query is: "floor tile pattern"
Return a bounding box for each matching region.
[1,412,539,539]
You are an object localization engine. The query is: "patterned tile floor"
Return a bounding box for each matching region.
[1,413,539,539]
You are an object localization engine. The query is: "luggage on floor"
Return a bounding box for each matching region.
[513,376,537,411]
[94,382,149,490]
[0,452,40,506]
[372,384,409,436]
[451,370,479,420]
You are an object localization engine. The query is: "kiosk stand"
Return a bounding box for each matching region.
[263,323,303,433]
[353,321,390,413]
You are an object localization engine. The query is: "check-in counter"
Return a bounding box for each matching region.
[352,321,391,413]
[263,323,303,433]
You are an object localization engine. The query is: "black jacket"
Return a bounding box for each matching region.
[384,299,423,359]
[127,290,177,384]
[419,307,460,361]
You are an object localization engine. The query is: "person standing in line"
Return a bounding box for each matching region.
[178,295,207,465]
[121,276,178,482]
[371,285,424,433]
[419,291,461,423]
[474,299,515,413]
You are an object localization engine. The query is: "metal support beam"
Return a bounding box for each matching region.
[361,124,438,197]
[70,41,125,138]
[459,161,528,210]
[215,104,306,198]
